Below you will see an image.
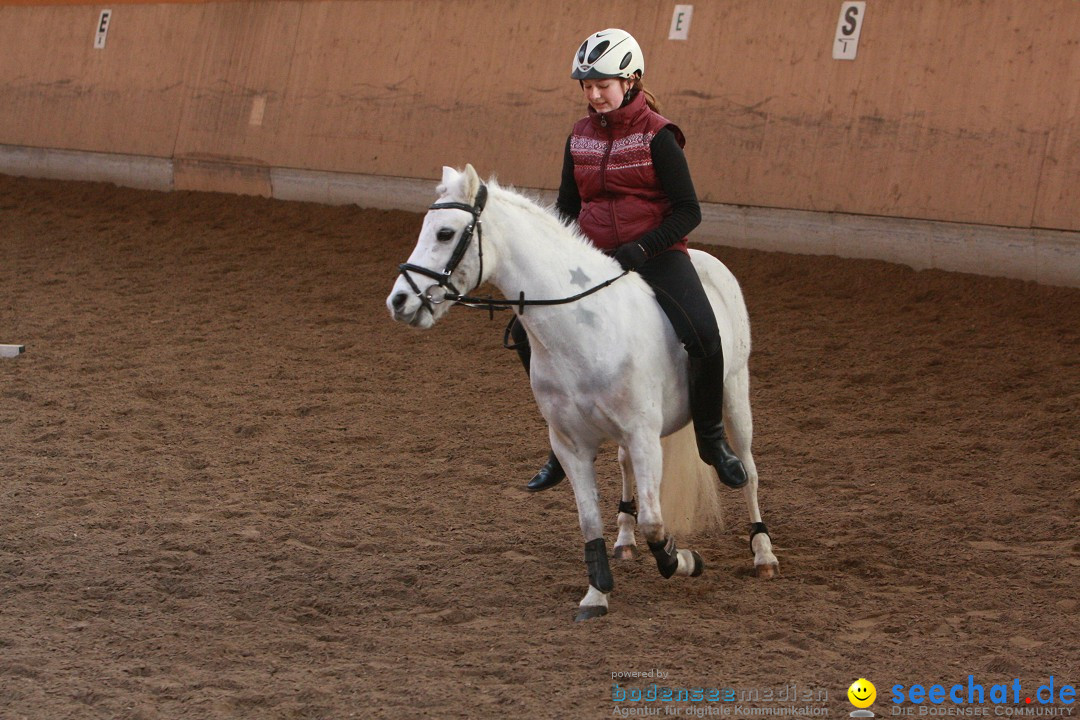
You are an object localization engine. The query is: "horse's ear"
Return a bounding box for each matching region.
[439,166,459,194]
[463,163,482,203]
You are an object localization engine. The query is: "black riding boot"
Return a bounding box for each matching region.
[688,348,748,489]
[527,451,566,491]
[513,323,566,492]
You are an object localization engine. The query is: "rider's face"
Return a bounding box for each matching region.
[581,78,631,114]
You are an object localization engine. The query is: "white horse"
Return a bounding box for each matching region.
[387,164,778,621]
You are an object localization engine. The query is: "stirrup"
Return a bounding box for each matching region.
[526,452,565,491]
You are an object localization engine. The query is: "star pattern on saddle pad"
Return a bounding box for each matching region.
[569,267,592,289]
[574,305,599,328]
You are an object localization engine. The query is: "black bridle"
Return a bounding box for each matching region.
[397,182,629,319]
[397,184,490,317]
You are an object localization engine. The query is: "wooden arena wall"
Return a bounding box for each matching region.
[0,0,1077,232]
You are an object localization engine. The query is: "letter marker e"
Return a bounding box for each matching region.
[94,9,112,50]
[669,5,693,41]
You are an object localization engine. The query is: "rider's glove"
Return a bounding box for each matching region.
[613,243,648,271]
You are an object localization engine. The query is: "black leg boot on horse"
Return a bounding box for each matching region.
[688,347,748,489]
[509,318,566,491]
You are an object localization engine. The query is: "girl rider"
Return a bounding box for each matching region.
[511,29,748,492]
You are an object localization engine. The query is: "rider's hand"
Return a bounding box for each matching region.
[614,243,648,271]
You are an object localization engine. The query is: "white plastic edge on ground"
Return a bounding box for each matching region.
[2,144,1078,289]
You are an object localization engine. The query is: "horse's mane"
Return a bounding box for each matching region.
[484,177,622,273]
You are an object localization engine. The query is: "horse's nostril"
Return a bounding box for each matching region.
[392,292,408,310]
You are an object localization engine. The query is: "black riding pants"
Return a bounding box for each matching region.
[508,248,721,360]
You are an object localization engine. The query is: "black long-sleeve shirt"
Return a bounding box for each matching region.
[554,127,702,257]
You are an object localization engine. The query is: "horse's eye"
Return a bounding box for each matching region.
[436,228,456,242]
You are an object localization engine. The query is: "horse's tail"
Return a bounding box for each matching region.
[659,422,724,537]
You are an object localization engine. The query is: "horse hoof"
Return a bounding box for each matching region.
[690,550,705,577]
[755,562,780,579]
[612,544,640,560]
[574,605,608,622]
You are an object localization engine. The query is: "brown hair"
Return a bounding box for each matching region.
[627,77,661,113]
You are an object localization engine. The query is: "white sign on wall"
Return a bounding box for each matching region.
[833,2,866,60]
[94,9,112,50]
[669,5,693,41]
[249,95,267,127]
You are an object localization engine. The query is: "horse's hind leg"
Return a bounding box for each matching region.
[550,431,612,622]
[612,447,640,560]
[724,366,780,578]
[630,436,705,579]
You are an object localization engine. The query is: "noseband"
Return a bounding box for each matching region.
[397,184,488,315]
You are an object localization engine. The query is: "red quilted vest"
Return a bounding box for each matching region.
[570,90,688,254]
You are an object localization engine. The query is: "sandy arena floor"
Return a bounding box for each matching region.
[0,175,1077,719]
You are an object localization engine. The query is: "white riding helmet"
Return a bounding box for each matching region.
[571,28,644,80]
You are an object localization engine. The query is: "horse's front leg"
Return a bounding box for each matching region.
[550,430,610,622]
[612,446,640,560]
[630,435,705,579]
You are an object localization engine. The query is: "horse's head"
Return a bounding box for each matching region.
[387,164,488,329]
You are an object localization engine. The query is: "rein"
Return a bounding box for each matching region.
[447,271,628,318]
[397,182,629,319]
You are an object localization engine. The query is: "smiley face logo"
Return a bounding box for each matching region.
[848,678,877,709]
